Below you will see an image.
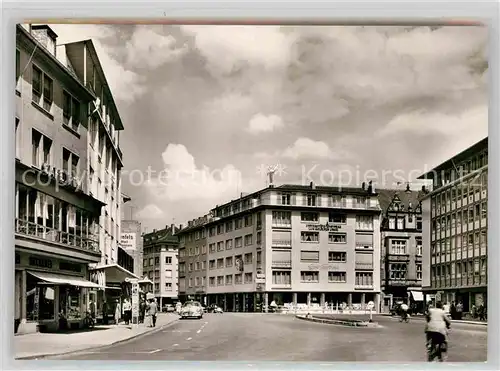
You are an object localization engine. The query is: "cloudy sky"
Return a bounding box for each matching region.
[49,24,488,232]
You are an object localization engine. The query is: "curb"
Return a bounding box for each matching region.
[15,318,179,360]
[295,315,380,328]
[382,314,487,326]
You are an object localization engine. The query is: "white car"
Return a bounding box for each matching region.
[179,301,204,319]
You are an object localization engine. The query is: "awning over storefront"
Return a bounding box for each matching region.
[138,277,153,285]
[410,291,424,301]
[91,264,139,283]
[28,271,103,289]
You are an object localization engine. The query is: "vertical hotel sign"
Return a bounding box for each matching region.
[121,233,136,250]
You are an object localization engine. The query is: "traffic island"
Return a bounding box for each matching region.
[296,314,381,328]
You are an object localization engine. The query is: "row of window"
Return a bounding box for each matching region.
[386,263,422,280]
[431,229,487,254]
[432,176,487,218]
[271,271,375,286]
[208,233,260,253]
[276,193,372,208]
[387,215,422,231]
[431,258,487,278]
[432,153,487,190]
[209,272,254,286]
[272,212,374,230]
[390,239,422,256]
[432,202,487,232]
[208,252,258,270]
[143,256,174,267]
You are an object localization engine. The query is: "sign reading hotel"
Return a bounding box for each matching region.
[306,223,340,232]
[121,233,137,250]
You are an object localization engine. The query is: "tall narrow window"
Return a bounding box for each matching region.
[32,66,53,112]
[16,49,20,83]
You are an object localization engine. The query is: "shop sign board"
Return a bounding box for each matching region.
[121,233,137,250]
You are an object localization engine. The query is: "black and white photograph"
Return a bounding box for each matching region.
[13,22,487,362]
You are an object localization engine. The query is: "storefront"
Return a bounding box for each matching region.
[15,251,103,334]
[89,264,139,324]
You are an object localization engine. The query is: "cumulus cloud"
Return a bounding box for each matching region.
[145,144,243,202]
[135,204,165,219]
[181,25,295,75]
[49,24,146,104]
[246,114,284,134]
[125,27,188,69]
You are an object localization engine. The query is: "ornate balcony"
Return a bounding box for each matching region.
[15,218,100,255]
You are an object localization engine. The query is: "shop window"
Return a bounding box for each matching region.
[62,286,82,320]
[26,273,55,321]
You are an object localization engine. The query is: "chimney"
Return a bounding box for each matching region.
[30,24,58,57]
[179,224,183,230]
[367,180,373,194]
[171,224,175,235]
[310,181,316,190]
[362,182,366,190]
[153,229,157,233]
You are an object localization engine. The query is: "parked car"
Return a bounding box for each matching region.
[163,304,176,313]
[179,301,204,319]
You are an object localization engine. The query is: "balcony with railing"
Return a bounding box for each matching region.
[272,260,292,268]
[272,239,292,248]
[15,218,100,257]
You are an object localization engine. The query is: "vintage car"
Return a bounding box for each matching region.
[179,301,204,319]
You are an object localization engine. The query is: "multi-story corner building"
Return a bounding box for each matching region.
[120,219,144,278]
[15,24,105,333]
[378,186,426,312]
[54,33,139,300]
[179,182,382,312]
[177,216,210,304]
[418,138,488,312]
[143,225,180,308]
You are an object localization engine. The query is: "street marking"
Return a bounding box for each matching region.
[172,344,179,347]
[164,330,190,333]
[149,349,162,354]
[197,330,202,333]
[186,337,192,341]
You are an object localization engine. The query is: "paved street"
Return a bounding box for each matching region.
[51,313,487,362]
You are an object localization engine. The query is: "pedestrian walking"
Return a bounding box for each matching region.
[114,299,121,325]
[456,301,463,320]
[148,299,158,327]
[123,298,132,325]
[450,302,456,320]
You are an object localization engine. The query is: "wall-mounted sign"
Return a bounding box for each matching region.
[121,233,137,250]
[308,263,341,271]
[306,223,340,232]
[59,262,82,273]
[29,256,53,269]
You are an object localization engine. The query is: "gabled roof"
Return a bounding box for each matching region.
[377,188,424,214]
[143,225,180,245]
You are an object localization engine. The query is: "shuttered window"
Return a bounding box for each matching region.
[300,250,319,262]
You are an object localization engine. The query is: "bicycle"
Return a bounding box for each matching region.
[399,313,410,323]
[426,330,450,362]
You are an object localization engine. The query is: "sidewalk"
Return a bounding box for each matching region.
[14,313,179,360]
[380,313,487,326]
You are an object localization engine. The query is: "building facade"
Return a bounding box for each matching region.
[378,187,425,312]
[419,138,488,312]
[143,225,180,308]
[54,31,139,304]
[178,216,209,304]
[120,219,144,277]
[15,24,104,333]
[178,183,382,312]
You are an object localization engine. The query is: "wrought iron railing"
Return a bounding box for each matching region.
[15,218,100,253]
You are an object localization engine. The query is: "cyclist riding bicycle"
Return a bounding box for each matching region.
[425,301,451,362]
[400,303,409,321]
